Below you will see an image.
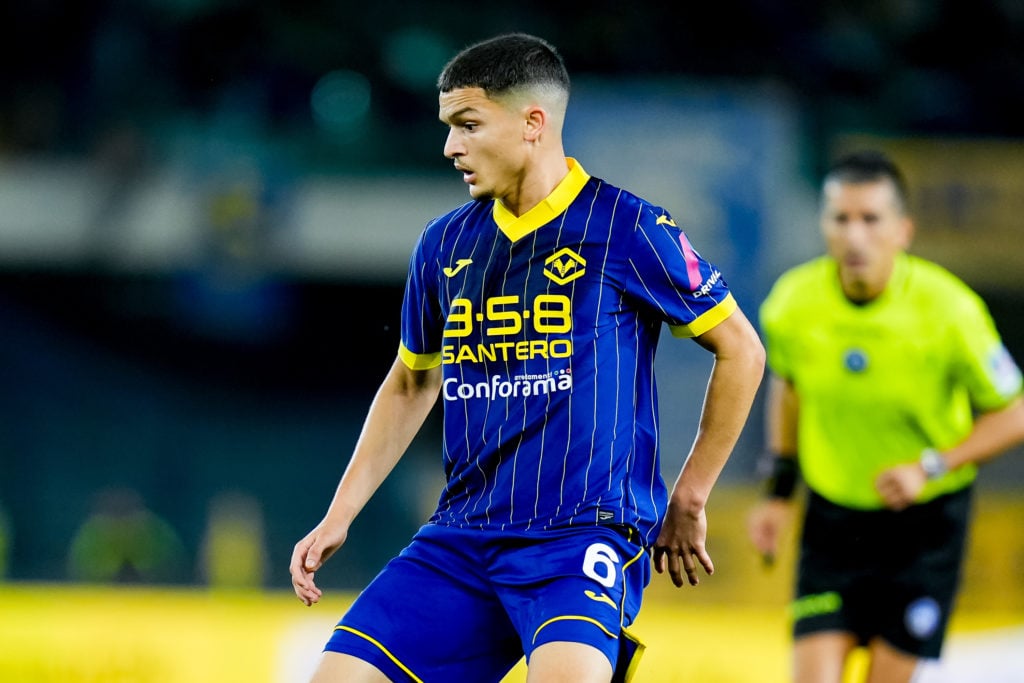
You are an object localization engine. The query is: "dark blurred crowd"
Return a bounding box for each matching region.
[2,1,1022,168]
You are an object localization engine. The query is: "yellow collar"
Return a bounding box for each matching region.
[492,158,591,242]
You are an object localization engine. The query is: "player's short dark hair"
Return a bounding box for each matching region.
[437,33,570,98]
[823,150,910,211]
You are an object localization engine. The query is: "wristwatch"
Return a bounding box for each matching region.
[919,448,949,480]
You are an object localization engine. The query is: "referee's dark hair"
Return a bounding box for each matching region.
[823,150,910,212]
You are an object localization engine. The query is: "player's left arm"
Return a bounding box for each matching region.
[654,307,765,587]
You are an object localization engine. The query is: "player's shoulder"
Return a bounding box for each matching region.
[416,198,491,250]
[587,173,677,228]
[424,198,488,233]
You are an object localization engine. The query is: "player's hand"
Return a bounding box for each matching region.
[875,463,926,511]
[746,498,792,568]
[653,501,713,587]
[289,522,347,606]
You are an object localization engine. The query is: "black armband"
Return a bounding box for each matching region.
[759,453,799,500]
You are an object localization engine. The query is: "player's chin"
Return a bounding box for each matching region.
[467,186,493,201]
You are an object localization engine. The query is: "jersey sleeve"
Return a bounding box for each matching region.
[625,208,736,338]
[398,231,444,370]
[950,289,1023,411]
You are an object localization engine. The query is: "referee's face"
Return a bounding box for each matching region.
[820,178,913,303]
[439,87,529,205]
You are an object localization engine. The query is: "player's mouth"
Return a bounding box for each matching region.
[454,163,476,184]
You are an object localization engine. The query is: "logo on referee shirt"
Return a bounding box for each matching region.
[843,348,868,373]
[544,248,586,285]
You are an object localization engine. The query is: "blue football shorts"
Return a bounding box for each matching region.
[323,522,650,682]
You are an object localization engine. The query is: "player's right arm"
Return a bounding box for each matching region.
[290,356,442,605]
[747,373,799,565]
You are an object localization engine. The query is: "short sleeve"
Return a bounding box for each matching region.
[950,291,1023,411]
[399,233,444,369]
[625,208,736,338]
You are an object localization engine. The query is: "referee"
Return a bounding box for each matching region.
[748,150,1024,683]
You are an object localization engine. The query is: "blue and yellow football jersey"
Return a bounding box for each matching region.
[400,159,736,545]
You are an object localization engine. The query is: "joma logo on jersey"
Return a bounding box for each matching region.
[544,248,586,285]
[443,258,472,277]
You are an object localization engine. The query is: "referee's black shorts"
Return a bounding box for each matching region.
[792,486,972,659]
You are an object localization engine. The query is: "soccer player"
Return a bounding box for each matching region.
[290,33,765,683]
[748,150,1024,683]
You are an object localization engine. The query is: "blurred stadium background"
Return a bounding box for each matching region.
[0,2,1022,681]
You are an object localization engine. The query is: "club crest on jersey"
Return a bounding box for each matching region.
[843,348,868,373]
[544,247,586,285]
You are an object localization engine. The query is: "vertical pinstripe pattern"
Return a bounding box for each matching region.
[400,160,735,546]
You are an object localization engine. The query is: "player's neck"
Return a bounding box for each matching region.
[499,152,570,217]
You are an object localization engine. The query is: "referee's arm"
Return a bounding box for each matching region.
[747,374,799,565]
[876,396,1024,510]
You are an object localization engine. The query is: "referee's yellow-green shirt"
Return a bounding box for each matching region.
[760,252,1023,510]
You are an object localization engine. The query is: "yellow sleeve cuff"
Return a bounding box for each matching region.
[668,293,738,338]
[398,342,442,370]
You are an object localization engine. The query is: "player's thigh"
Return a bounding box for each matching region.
[310,651,391,683]
[496,526,648,672]
[525,641,613,683]
[793,631,858,683]
[327,527,522,681]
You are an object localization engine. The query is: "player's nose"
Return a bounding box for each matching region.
[443,129,464,159]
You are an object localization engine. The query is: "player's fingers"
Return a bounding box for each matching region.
[652,547,666,574]
[289,553,308,587]
[680,550,698,586]
[695,547,714,577]
[304,543,323,572]
[289,554,323,606]
[289,539,313,578]
[294,580,322,606]
[670,559,685,587]
[655,546,682,586]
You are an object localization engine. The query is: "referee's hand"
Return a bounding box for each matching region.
[875,463,926,511]
[747,498,792,569]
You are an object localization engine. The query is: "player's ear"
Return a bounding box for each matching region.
[523,106,546,142]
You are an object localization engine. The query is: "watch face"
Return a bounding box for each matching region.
[921,450,946,478]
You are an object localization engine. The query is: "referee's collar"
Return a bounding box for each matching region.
[492,158,590,242]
